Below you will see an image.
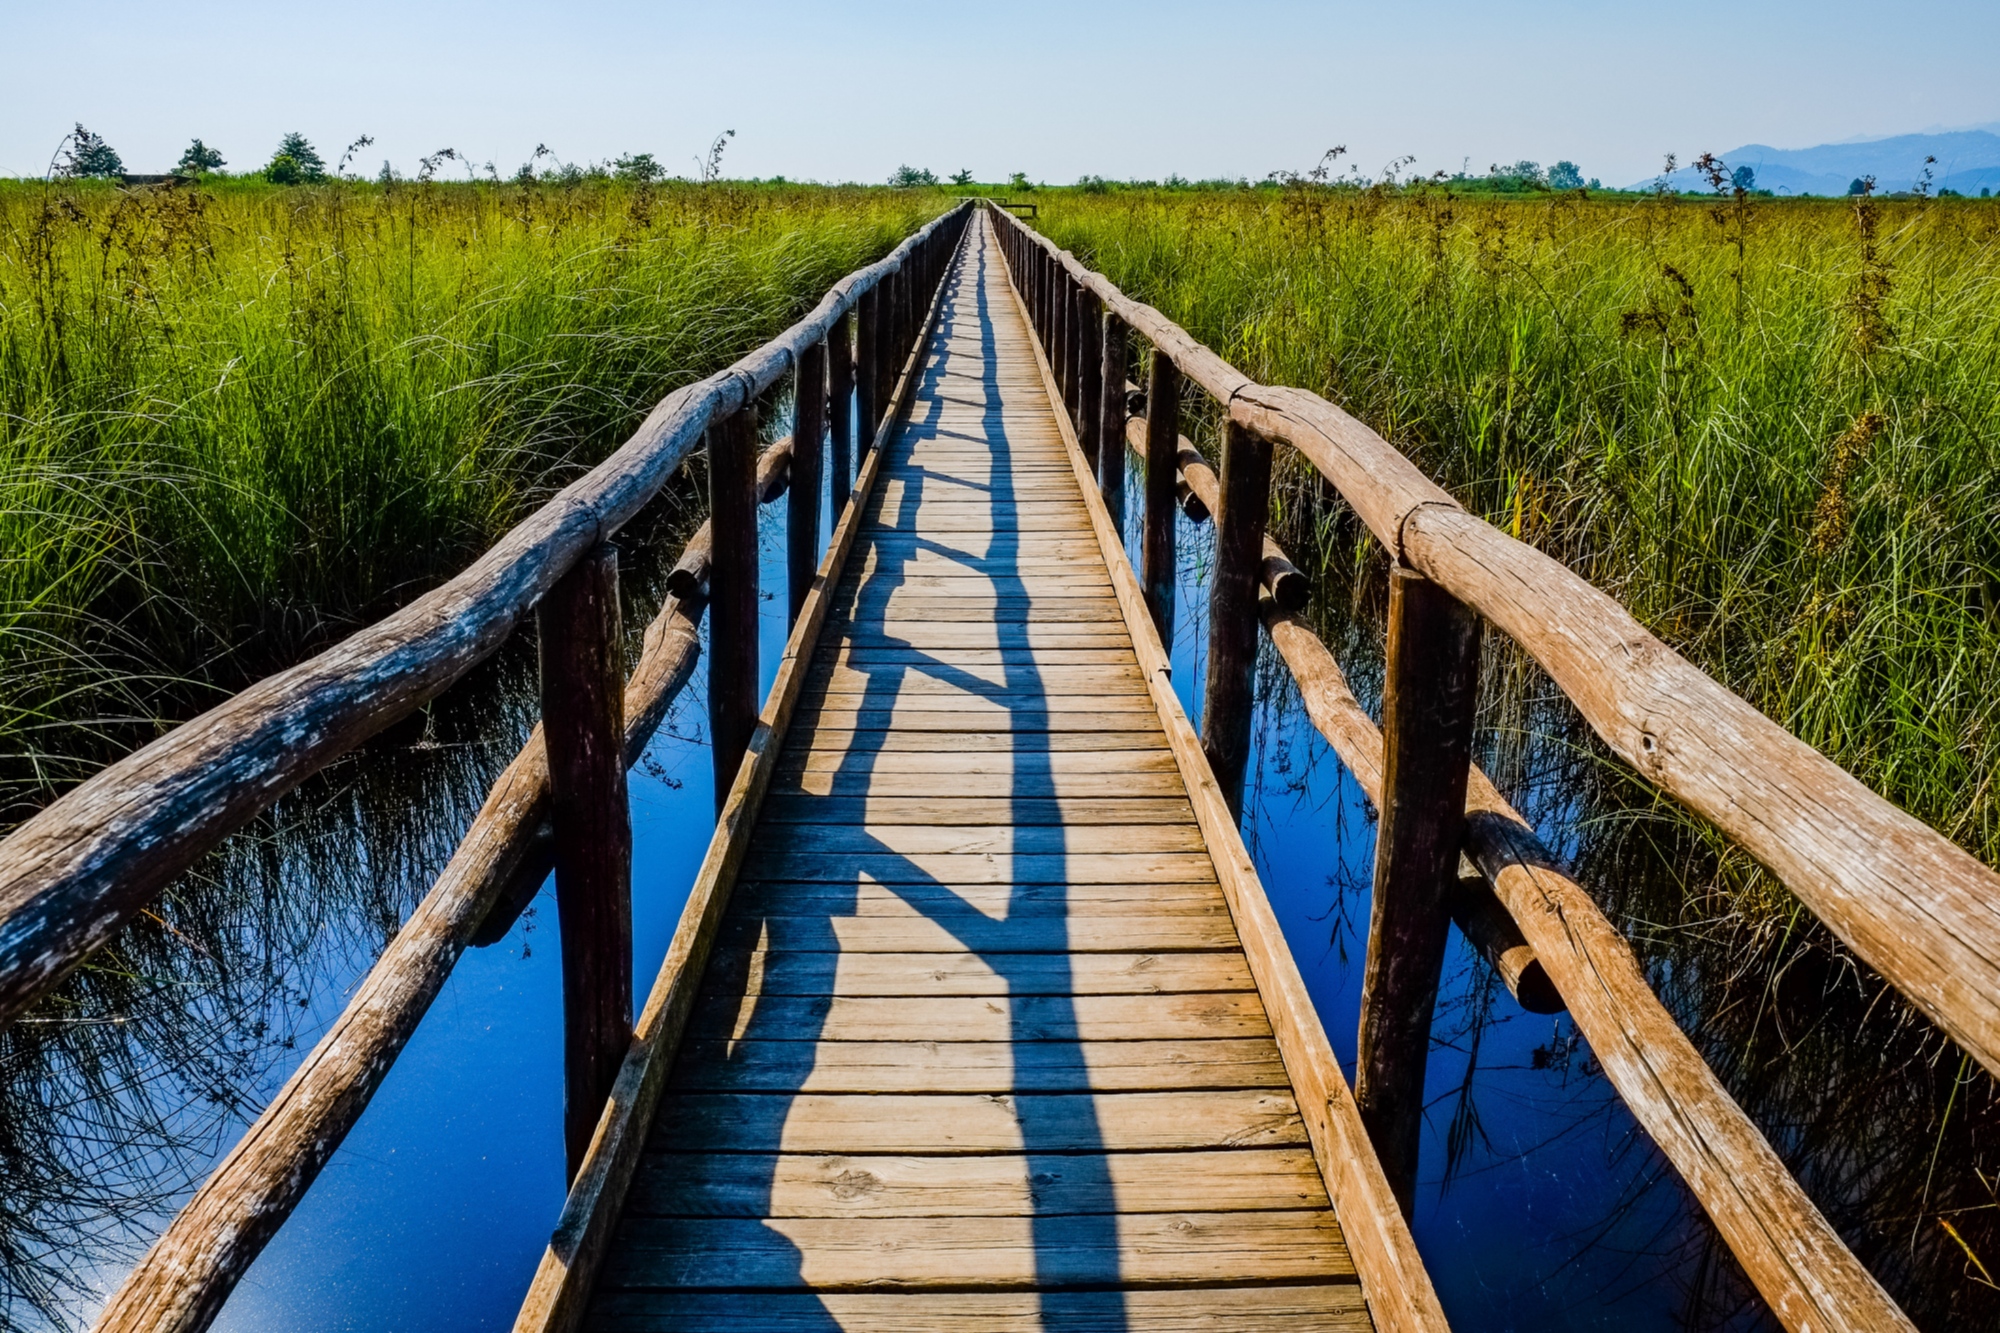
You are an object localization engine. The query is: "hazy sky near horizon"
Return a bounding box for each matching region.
[6,0,1998,185]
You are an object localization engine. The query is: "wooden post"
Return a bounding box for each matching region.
[1057,276,1076,411]
[855,287,879,448]
[828,310,853,515]
[536,543,632,1182]
[1199,418,1272,817]
[788,341,825,627]
[1075,289,1103,475]
[1355,568,1483,1219]
[1142,349,1180,644]
[1097,311,1127,531]
[707,408,759,815]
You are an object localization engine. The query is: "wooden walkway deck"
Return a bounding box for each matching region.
[583,218,1372,1329]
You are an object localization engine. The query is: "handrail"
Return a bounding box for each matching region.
[984,204,2000,1085]
[92,204,974,1333]
[980,203,1929,1333]
[0,203,974,1031]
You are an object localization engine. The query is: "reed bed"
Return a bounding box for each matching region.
[0,177,937,825]
[1039,187,2000,884]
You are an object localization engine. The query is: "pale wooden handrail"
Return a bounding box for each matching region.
[986,204,2000,1085]
[0,203,974,1031]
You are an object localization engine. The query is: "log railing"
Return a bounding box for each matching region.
[49,203,975,1333]
[985,202,1940,1333]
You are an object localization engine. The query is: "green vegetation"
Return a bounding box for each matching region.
[1037,187,2000,883]
[0,176,938,822]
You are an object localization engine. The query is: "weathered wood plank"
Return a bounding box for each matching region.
[770,770,1191,799]
[749,823,1206,856]
[739,850,1218,885]
[626,1147,1329,1217]
[667,1037,1291,1093]
[598,1210,1350,1290]
[586,1285,1371,1332]
[759,797,1197,826]
[701,948,1252,997]
[720,913,1241,955]
[689,992,1274,1043]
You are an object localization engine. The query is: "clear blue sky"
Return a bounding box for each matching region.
[5,0,1997,185]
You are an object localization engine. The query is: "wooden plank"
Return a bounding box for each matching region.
[790,709,1171,734]
[667,1037,1291,1092]
[690,992,1273,1043]
[626,1147,1328,1217]
[721,912,1241,956]
[771,771,1190,799]
[739,851,1219,885]
[649,1090,1309,1155]
[753,823,1206,856]
[784,729,1169,754]
[586,1285,1371,1332]
[702,948,1252,996]
[730,879,1225,917]
[597,1210,1350,1290]
[797,692,1156,714]
[760,797,1197,826]
[776,748,1177,775]
[805,664,1144,693]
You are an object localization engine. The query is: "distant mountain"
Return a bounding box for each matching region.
[1628,130,2000,196]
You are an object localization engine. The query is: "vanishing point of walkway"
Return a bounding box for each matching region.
[584,218,1372,1329]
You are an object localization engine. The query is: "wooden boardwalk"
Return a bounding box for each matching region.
[583,219,1371,1329]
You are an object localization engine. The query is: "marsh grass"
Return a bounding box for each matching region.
[1040,187,2000,882]
[0,176,936,824]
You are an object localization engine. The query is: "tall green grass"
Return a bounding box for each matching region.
[0,178,937,821]
[1040,187,2000,880]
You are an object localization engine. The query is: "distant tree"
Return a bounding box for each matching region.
[613,152,663,182]
[175,138,225,176]
[888,165,937,187]
[1847,177,1869,196]
[1984,187,1993,198]
[1731,164,1756,193]
[1008,171,1031,190]
[265,132,326,184]
[1547,160,1585,190]
[1587,177,1603,190]
[60,124,123,178]
[949,168,974,186]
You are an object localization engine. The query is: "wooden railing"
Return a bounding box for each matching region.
[983,202,1966,1333]
[0,203,975,1333]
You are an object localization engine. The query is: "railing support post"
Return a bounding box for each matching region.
[788,340,825,626]
[828,310,853,515]
[1097,312,1127,530]
[1355,567,1483,1219]
[855,286,879,448]
[536,542,632,1182]
[1142,348,1180,644]
[1200,418,1272,817]
[1075,289,1102,472]
[707,408,760,814]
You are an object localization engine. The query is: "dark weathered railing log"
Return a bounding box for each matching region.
[828,309,853,514]
[1354,569,1481,1218]
[991,205,2000,1087]
[1097,312,1127,529]
[1198,420,1273,817]
[92,577,708,1333]
[0,205,970,1032]
[537,545,633,1181]
[663,433,796,601]
[706,410,760,813]
[1141,348,1179,644]
[787,341,826,627]
[1257,596,1915,1333]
